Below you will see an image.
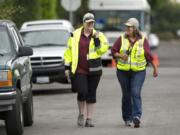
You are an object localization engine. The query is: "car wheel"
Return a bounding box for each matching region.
[5,90,24,135]
[23,89,34,126]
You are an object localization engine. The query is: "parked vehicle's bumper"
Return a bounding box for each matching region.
[0,90,16,112]
[31,66,67,84]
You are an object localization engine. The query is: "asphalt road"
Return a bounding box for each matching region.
[0,40,180,135]
[154,40,180,67]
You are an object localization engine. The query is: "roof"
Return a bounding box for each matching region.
[0,20,15,27]
[20,19,74,32]
[88,0,150,11]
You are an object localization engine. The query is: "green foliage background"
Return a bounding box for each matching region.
[0,0,180,39]
[0,0,59,27]
[148,0,180,39]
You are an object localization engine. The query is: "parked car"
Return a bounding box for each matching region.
[20,20,74,84]
[0,20,33,135]
[149,33,160,49]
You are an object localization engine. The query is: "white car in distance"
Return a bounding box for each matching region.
[20,20,74,84]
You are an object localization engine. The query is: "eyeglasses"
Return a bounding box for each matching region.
[126,26,133,29]
[86,22,95,25]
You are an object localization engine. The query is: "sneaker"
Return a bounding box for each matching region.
[85,118,95,127]
[77,114,84,127]
[133,117,140,128]
[125,121,132,127]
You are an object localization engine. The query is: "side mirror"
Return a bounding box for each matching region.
[18,46,33,57]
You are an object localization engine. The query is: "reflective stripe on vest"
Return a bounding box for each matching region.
[89,66,102,72]
[117,35,147,71]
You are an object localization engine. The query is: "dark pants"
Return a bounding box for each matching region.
[72,73,102,103]
[116,69,146,121]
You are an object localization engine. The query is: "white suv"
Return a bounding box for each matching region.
[20,20,74,84]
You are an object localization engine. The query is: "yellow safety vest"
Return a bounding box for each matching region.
[64,27,109,74]
[117,34,147,71]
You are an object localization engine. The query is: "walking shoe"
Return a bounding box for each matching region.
[133,117,140,128]
[85,118,95,127]
[77,114,84,127]
[125,121,132,127]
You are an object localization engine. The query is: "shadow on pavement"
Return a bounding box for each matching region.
[0,122,5,135]
[32,88,73,96]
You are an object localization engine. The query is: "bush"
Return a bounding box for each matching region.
[156,32,176,40]
[151,2,180,40]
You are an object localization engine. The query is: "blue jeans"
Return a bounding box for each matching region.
[116,69,146,121]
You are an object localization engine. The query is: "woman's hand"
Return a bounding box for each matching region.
[94,31,99,38]
[151,61,158,77]
[115,53,128,61]
[65,70,70,78]
[121,54,129,61]
[65,70,71,83]
[153,67,158,77]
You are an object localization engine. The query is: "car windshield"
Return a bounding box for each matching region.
[0,26,12,55]
[93,10,143,31]
[21,30,70,47]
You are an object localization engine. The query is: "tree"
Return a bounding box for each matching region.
[36,0,58,19]
[0,0,59,27]
[148,0,180,38]
[148,0,170,9]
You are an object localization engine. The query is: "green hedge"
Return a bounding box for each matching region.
[36,0,58,19]
[0,0,58,28]
[149,0,180,39]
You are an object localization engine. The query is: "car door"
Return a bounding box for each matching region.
[10,26,31,97]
